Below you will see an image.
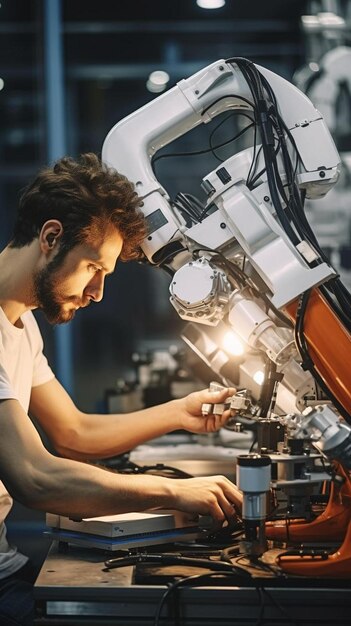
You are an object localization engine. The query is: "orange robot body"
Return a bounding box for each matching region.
[285,287,351,415]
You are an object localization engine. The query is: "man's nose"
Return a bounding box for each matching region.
[84,274,105,302]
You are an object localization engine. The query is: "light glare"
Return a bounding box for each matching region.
[253,370,265,385]
[146,70,170,93]
[222,331,245,356]
[197,0,225,8]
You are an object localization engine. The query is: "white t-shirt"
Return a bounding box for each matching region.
[0,307,54,578]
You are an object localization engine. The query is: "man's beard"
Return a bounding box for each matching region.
[33,255,85,325]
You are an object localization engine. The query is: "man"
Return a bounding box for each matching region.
[0,153,240,625]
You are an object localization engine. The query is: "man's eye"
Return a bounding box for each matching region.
[88,265,100,273]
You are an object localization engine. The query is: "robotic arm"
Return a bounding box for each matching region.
[103,58,351,574]
[103,57,350,421]
[103,57,339,267]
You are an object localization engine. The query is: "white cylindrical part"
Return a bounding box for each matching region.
[242,493,268,520]
[229,294,273,346]
[229,293,296,364]
[236,461,271,493]
[237,455,271,521]
[170,262,215,307]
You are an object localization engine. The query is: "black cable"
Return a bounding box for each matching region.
[191,246,293,328]
[320,282,351,332]
[117,460,194,479]
[261,586,300,626]
[200,93,258,179]
[259,71,336,268]
[151,111,255,168]
[246,121,259,186]
[244,59,312,253]
[248,141,281,189]
[247,144,263,188]
[332,278,351,306]
[154,570,252,626]
[197,201,217,221]
[209,111,254,157]
[153,568,296,626]
[201,93,255,117]
[171,200,198,226]
[105,553,240,573]
[230,58,302,247]
[228,57,351,363]
[253,586,266,626]
[280,135,351,332]
[191,246,247,289]
[324,281,351,333]
[328,278,351,313]
[209,117,255,162]
[151,144,223,166]
[184,193,206,213]
[279,126,321,247]
[175,192,203,221]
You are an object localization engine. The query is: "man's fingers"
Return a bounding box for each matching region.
[204,409,233,432]
[207,501,227,528]
[206,478,242,522]
[215,476,243,510]
[173,475,242,525]
[215,409,233,427]
[218,494,238,521]
[203,495,238,530]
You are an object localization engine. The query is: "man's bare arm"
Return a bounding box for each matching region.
[0,399,241,521]
[30,378,236,461]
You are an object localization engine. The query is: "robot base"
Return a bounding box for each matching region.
[276,517,351,577]
[266,464,351,543]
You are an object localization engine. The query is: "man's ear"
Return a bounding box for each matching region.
[40,220,63,253]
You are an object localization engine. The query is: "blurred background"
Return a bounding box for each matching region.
[0,0,350,413]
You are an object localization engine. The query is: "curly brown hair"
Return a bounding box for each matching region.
[9,153,147,261]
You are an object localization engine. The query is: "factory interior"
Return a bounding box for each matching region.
[1,0,351,624]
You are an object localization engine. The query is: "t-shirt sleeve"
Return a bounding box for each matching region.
[0,362,17,402]
[25,314,55,388]
[32,349,55,388]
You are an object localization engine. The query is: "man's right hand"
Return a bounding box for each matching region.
[168,475,242,526]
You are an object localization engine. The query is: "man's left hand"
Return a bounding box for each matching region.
[176,387,237,434]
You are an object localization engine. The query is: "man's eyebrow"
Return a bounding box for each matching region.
[87,252,116,275]
[99,263,115,276]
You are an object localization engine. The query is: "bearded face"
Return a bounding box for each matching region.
[33,250,90,324]
[32,229,123,325]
